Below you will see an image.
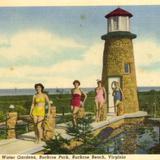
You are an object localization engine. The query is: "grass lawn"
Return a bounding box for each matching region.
[0,90,159,121]
[0,90,160,140]
[0,93,96,121]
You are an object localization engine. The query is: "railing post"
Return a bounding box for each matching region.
[6,112,18,139]
[78,107,85,119]
[99,103,107,121]
[43,106,56,141]
[117,102,124,116]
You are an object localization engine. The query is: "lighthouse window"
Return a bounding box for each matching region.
[124,64,131,74]
[113,16,119,30]
[120,16,128,31]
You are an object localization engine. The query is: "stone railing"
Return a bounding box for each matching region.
[1,103,109,140]
[6,112,18,139]
[43,106,56,140]
[4,106,56,140]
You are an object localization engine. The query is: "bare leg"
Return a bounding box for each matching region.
[71,105,74,125]
[72,107,80,127]
[114,100,117,115]
[114,100,119,116]
[115,100,120,116]
[95,101,99,122]
[37,116,44,143]
[33,116,38,143]
[70,105,73,112]
[99,102,103,121]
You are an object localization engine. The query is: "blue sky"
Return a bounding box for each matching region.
[1,6,160,41]
[0,5,159,88]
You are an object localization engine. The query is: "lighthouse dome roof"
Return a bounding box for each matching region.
[105,7,133,18]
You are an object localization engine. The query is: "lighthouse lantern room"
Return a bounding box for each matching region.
[106,8,132,32]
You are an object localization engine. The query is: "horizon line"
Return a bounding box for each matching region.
[0,86,159,90]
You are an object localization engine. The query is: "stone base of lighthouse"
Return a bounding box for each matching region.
[102,32,139,114]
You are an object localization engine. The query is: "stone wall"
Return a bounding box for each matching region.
[102,35,139,113]
[43,106,56,141]
[6,112,18,139]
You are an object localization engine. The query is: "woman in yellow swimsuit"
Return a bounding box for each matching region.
[30,83,51,143]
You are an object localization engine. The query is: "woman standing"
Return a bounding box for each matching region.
[71,80,87,127]
[95,80,107,122]
[111,81,124,115]
[30,83,51,143]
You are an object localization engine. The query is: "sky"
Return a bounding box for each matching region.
[0,5,160,88]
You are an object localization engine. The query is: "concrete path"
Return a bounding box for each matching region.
[0,111,147,154]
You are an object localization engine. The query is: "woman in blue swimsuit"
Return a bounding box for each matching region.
[111,81,124,115]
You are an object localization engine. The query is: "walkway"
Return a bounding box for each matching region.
[0,111,147,154]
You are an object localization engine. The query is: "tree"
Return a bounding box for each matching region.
[45,134,71,154]
[45,114,100,154]
[67,114,94,144]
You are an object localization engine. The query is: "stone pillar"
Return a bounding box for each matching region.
[6,112,18,139]
[117,102,124,116]
[77,107,85,119]
[43,106,56,141]
[99,103,107,121]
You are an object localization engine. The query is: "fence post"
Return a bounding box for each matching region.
[6,112,18,139]
[43,106,56,141]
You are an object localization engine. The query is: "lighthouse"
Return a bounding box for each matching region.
[101,8,139,114]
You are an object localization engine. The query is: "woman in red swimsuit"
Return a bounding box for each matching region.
[71,80,87,126]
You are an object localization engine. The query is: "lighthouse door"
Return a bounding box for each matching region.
[108,77,121,115]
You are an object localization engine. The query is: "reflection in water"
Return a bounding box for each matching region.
[98,122,160,154]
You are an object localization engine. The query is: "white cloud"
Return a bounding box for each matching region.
[0,36,159,88]
[0,41,103,88]
[134,39,160,86]
[136,68,160,86]
[0,30,85,61]
[83,42,104,65]
[134,39,160,66]
[0,35,9,46]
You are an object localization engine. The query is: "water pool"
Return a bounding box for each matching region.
[98,119,160,154]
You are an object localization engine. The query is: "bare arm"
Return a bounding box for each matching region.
[81,89,87,103]
[103,87,107,102]
[112,89,115,96]
[111,81,115,90]
[45,94,51,115]
[30,95,35,116]
[71,89,73,95]
[95,87,97,95]
[119,87,125,99]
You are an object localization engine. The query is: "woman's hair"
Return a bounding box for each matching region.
[115,81,120,86]
[34,83,44,92]
[97,80,103,85]
[73,80,81,86]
